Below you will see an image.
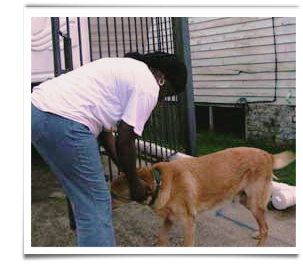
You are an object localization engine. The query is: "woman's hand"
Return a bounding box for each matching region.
[130,178,147,202]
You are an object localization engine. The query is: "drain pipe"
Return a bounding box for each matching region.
[137,139,296,210]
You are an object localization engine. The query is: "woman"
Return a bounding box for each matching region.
[31,51,187,247]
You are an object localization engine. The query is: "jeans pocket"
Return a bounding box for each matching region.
[71,121,91,139]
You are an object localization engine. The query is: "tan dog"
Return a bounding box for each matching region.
[111,147,295,247]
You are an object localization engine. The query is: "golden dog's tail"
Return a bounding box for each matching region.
[272,151,296,170]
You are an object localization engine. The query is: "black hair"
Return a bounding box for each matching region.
[124,51,187,94]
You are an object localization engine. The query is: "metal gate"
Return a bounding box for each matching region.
[50,17,196,179]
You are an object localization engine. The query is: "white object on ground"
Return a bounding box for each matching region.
[271,181,296,210]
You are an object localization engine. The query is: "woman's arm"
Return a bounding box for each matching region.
[97,131,120,169]
[115,120,146,202]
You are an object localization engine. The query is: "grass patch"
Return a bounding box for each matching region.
[196,131,296,186]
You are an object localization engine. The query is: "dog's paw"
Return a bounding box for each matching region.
[252,231,260,240]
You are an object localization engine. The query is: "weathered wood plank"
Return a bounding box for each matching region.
[191,52,295,67]
[189,17,295,34]
[192,71,296,81]
[189,24,295,47]
[194,87,295,97]
[188,17,222,24]
[190,34,296,52]
[193,79,295,89]
[191,61,295,75]
[189,17,270,33]
[190,43,296,60]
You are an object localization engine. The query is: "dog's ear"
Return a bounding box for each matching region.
[136,167,154,184]
[135,168,155,203]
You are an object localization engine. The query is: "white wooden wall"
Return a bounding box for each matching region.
[31,17,296,106]
[31,17,90,83]
[189,17,296,105]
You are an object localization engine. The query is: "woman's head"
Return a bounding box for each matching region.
[125,52,187,97]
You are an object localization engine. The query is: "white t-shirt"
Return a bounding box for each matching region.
[31,57,159,138]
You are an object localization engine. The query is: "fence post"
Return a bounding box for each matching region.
[51,17,76,231]
[51,17,62,77]
[62,17,73,72]
[172,17,197,156]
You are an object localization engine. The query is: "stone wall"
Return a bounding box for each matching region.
[246,104,296,143]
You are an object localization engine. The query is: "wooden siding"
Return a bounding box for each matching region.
[189,17,296,105]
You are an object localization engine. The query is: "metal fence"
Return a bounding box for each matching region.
[50,17,196,178]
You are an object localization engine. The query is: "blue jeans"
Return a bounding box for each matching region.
[31,103,115,247]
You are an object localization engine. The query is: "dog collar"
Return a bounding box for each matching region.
[149,169,162,206]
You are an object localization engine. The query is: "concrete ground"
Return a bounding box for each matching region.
[31,155,296,249]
